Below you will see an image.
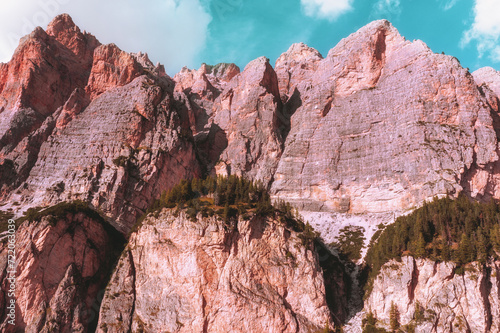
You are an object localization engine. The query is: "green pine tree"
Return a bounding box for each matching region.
[389,302,400,332]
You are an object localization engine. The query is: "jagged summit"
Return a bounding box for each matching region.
[473,66,500,95]
[46,13,79,34]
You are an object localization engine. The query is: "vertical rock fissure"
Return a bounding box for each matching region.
[479,265,493,332]
[461,275,472,333]
[407,257,419,305]
[127,250,137,333]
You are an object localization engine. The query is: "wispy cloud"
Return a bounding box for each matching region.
[442,0,459,10]
[372,0,401,18]
[0,0,212,73]
[436,0,459,11]
[461,0,500,63]
[300,0,354,21]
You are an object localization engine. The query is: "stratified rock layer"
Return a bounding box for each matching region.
[19,75,199,233]
[97,210,335,333]
[272,20,498,213]
[0,14,99,194]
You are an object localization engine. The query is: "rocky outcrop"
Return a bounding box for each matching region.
[96,210,337,333]
[85,44,145,99]
[13,75,199,234]
[0,14,99,195]
[271,20,499,213]
[0,210,124,332]
[474,67,500,99]
[174,57,283,185]
[210,57,284,184]
[0,15,192,232]
[359,257,500,332]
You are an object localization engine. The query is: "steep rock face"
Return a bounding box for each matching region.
[274,42,323,100]
[0,212,123,332]
[0,14,176,211]
[97,210,336,332]
[0,15,100,193]
[13,76,200,233]
[362,257,500,332]
[85,44,145,99]
[211,57,284,184]
[173,58,283,185]
[271,20,498,213]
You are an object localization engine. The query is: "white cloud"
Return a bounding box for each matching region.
[0,0,212,74]
[300,0,353,21]
[372,0,401,18]
[461,0,500,63]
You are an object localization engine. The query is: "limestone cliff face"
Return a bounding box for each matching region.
[0,14,99,194]
[358,257,500,333]
[0,212,124,333]
[96,210,339,333]
[17,75,199,234]
[174,57,283,185]
[272,20,498,213]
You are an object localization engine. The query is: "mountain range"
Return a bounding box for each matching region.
[1,13,500,332]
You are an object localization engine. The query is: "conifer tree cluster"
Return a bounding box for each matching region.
[364,194,500,285]
[141,175,318,244]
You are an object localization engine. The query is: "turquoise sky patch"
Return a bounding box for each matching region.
[0,0,498,74]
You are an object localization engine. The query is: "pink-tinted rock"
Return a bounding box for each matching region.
[96,210,338,333]
[16,76,200,234]
[85,43,144,99]
[0,212,124,332]
[271,20,498,213]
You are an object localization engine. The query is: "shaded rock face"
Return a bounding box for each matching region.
[271,20,499,213]
[362,257,500,333]
[0,14,99,193]
[0,212,124,333]
[474,67,500,101]
[174,58,283,185]
[97,210,337,333]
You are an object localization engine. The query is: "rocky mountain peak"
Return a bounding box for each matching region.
[46,13,100,61]
[46,13,79,36]
[474,66,500,96]
[241,56,280,98]
[276,42,323,66]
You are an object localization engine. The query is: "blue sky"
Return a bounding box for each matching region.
[0,0,499,75]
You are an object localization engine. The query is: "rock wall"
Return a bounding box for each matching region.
[0,212,124,332]
[361,257,500,332]
[97,210,339,333]
[271,20,499,214]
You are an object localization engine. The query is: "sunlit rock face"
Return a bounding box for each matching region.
[360,257,500,333]
[271,20,499,214]
[96,210,342,333]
